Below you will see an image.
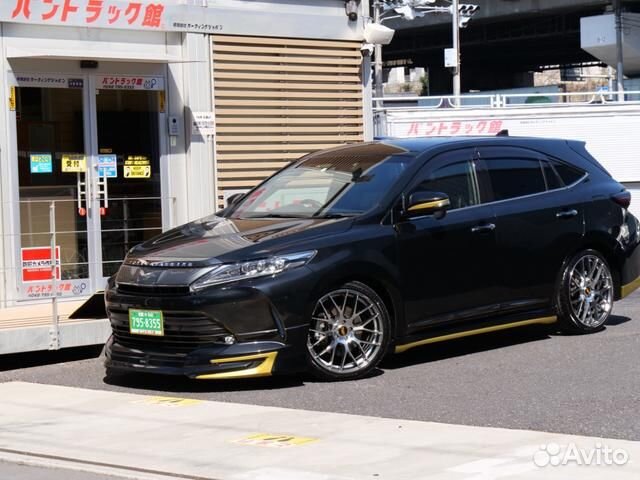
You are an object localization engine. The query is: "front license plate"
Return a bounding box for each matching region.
[129,309,164,336]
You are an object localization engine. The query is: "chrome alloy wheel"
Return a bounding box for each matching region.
[306,288,384,374]
[568,254,613,328]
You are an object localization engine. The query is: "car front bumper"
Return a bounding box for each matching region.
[104,267,313,379]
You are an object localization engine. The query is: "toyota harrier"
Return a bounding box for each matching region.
[104,137,640,381]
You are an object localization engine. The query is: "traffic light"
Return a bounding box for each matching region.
[458,3,479,28]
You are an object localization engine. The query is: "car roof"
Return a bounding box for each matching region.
[378,135,571,154]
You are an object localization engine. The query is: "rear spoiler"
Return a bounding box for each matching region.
[68,291,107,319]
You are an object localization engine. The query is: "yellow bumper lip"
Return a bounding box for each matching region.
[195,351,278,380]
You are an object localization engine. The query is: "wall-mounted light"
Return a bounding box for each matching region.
[345,0,360,22]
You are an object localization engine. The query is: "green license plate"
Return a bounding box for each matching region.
[129,309,164,336]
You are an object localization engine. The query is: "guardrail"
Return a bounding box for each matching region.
[0,196,177,351]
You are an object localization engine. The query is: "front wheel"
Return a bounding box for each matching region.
[557,250,614,333]
[305,281,391,381]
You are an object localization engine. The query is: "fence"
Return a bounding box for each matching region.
[372,90,640,137]
[0,196,176,353]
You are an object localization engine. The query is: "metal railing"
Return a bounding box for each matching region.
[0,196,177,350]
[372,90,640,137]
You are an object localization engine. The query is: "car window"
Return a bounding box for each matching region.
[552,161,585,186]
[541,160,564,190]
[416,160,479,210]
[485,158,547,201]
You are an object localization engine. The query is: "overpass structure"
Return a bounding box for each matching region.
[383,0,640,94]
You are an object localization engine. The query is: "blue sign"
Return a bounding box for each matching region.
[30,153,53,174]
[98,155,118,178]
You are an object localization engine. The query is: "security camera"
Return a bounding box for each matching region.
[360,43,375,56]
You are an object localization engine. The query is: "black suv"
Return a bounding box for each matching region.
[105,137,640,381]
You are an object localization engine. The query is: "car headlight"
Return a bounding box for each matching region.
[190,251,317,291]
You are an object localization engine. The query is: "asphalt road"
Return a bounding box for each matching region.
[1,291,638,441]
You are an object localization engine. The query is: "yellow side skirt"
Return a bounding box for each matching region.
[394,316,558,354]
[621,275,640,299]
[195,351,277,380]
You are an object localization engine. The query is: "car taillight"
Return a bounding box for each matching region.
[612,190,631,209]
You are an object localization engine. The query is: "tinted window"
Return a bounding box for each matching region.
[486,158,546,201]
[230,144,412,218]
[541,160,563,190]
[417,161,479,210]
[553,161,585,186]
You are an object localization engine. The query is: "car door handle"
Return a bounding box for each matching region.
[556,209,578,219]
[471,223,496,234]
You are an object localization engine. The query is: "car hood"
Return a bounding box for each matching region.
[126,214,353,267]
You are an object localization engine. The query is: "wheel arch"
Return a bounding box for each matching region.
[308,262,404,341]
[561,233,623,300]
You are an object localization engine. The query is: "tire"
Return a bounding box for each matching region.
[557,249,614,333]
[305,281,391,381]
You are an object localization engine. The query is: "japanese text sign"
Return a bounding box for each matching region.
[30,153,53,173]
[21,246,61,283]
[62,154,87,173]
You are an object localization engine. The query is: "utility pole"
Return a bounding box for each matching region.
[451,0,461,105]
[614,0,625,101]
[373,1,386,134]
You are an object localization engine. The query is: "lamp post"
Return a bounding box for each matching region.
[451,0,461,105]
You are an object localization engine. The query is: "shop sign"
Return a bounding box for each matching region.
[20,279,89,299]
[97,75,164,91]
[192,111,215,136]
[400,119,505,137]
[98,154,118,178]
[61,154,87,173]
[124,155,150,178]
[8,0,168,31]
[21,246,60,283]
[30,153,53,173]
[15,75,84,90]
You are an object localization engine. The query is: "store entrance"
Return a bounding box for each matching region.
[13,73,164,300]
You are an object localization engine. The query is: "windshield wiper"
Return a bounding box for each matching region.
[313,213,357,219]
[241,213,311,219]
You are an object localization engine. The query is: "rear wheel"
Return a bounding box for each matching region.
[557,250,614,333]
[305,281,390,381]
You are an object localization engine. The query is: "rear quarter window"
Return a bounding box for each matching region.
[553,162,585,186]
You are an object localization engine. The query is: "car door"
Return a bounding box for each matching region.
[476,145,585,310]
[396,148,500,332]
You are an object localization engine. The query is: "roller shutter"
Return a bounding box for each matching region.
[211,34,364,207]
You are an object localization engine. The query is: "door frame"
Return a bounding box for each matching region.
[6,66,169,303]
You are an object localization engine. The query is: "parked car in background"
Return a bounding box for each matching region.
[104,136,640,381]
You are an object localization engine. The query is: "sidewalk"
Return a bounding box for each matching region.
[0,381,637,480]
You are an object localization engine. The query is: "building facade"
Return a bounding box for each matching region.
[0,0,370,310]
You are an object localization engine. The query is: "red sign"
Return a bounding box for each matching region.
[21,246,61,283]
[9,0,165,29]
[404,119,504,137]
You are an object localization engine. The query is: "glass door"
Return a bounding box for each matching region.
[12,73,165,301]
[14,81,96,300]
[93,87,163,278]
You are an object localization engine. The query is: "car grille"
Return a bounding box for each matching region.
[109,308,230,353]
[109,348,187,369]
[116,283,191,296]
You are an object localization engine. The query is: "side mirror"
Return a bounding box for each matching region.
[405,191,450,219]
[226,193,245,208]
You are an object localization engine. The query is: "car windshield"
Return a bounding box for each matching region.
[228,143,412,219]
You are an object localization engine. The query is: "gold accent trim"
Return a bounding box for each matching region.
[394,316,558,354]
[621,275,640,298]
[407,199,450,213]
[195,352,277,380]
